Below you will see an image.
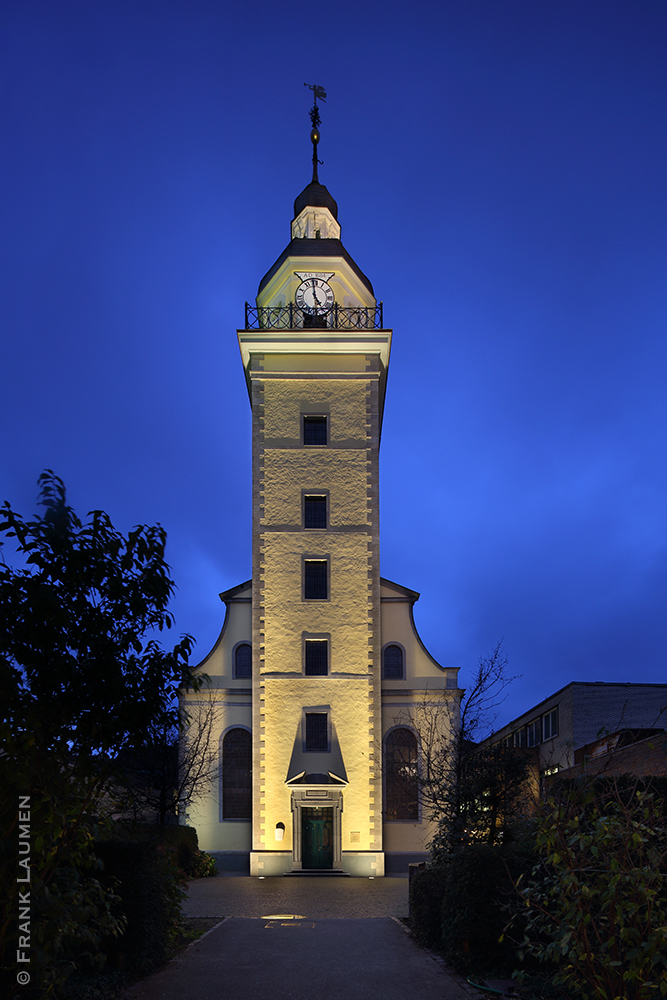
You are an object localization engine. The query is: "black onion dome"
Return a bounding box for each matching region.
[293,181,338,221]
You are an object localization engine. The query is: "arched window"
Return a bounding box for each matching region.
[222,729,252,819]
[234,643,252,678]
[385,728,418,821]
[383,644,404,679]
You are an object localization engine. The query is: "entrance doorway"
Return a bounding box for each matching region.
[302,807,333,869]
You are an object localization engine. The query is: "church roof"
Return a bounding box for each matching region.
[219,579,252,601]
[257,237,375,296]
[293,180,338,220]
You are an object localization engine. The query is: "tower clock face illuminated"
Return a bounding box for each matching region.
[295,276,334,315]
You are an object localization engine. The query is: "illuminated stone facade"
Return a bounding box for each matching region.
[182,173,462,875]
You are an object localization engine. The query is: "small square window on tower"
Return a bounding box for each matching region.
[305,712,329,751]
[304,638,328,676]
[303,415,327,446]
[303,559,328,600]
[304,494,327,529]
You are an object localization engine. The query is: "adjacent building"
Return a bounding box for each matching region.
[483,681,667,778]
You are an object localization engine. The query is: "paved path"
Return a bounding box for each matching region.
[184,872,410,918]
[122,876,475,1000]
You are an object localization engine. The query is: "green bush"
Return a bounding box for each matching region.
[186,850,217,878]
[158,825,216,878]
[110,823,215,879]
[94,839,185,976]
[1,774,125,1000]
[442,843,536,975]
[410,843,537,974]
[517,777,667,999]
[413,775,667,992]
[409,864,449,949]
[160,824,198,854]
[53,968,129,1000]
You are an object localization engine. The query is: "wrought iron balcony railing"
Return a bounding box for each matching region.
[244,302,383,331]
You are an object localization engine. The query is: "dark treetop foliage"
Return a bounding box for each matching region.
[0,470,198,759]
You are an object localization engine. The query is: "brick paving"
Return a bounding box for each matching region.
[183,872,410,918]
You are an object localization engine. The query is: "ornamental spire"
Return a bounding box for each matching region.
[304,83,326,183]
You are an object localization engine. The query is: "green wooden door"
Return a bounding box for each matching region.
[302,808,334,869]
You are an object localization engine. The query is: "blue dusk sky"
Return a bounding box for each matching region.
[1,0,666,731]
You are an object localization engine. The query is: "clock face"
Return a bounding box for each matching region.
[295,277,334,315]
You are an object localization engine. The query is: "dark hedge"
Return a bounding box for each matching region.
[409,864,449,949]
[94,839,184,976]
[410,842,537,975]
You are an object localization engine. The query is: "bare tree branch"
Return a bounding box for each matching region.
[399,643,530,857]
[114,691,219,826]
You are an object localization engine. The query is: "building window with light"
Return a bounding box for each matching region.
[384,727,419,821]
[222,728,252,820]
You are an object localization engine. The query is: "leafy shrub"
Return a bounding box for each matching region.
[94,839,185,976]
[517,777,667,999]
[186,850,217,878]
[410,843,537,974]
[111,823,215,878]
[53,968,129,1000]
[160,824,198,856]
[409,863,449,949]
[440,843,536,975]
[1,775,125,1000]
[157,825,216,878]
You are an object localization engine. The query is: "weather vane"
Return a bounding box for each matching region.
[304,83,326,182]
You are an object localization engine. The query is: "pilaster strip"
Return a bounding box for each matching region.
[252,371,266,850]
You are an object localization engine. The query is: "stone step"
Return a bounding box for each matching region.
[283,868,351,877]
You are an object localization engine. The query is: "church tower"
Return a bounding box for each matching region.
[183,92,460,876]
[239,94,389,877]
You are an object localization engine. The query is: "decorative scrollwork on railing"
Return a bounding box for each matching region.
[244,303,383,330]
